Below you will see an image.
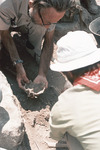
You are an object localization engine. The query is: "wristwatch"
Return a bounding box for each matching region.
[13,59,23,66]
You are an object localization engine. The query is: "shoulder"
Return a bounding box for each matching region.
[0,0,23,10]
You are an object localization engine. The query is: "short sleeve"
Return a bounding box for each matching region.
[0,0,14,30]
[0,15,10,30]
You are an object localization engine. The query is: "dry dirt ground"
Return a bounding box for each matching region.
[1,1,100,150]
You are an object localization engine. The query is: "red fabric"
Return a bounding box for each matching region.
[73,69,100,91]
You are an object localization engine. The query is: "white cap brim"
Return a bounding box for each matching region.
[50,48,100,72]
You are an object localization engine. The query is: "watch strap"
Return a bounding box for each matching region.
[13,59,23,66]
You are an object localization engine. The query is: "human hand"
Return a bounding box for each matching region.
[16,64,29,89]
[24,75,48,98]
[33,75,48,89]
[24,80,46,98]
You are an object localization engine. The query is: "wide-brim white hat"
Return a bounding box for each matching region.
[50,31,100,72]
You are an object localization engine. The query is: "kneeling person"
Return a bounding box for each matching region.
[50,31,100,150]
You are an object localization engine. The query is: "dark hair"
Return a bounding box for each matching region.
[33,0,75,12]
[72,61,100,77]
[64,61,100,84]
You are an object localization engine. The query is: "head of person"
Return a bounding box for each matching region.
[29,0,75,28]
[50,31,100,83]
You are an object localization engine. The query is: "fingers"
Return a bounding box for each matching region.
[34,75,48,89]
[17,75,29,90]
[24,76,30,83]
[45,80,48,89]
[17,78,25,90]
[17,73,48,98]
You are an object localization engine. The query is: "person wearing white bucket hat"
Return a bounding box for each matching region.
[51,30,100,72]
[49,31,100,150]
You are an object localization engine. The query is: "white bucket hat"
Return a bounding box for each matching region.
[50,31,100,72]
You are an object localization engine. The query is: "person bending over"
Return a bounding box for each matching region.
[0,0,73,92]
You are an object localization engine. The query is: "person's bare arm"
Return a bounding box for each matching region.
[0,30,29,89]
[33,29,54,88]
